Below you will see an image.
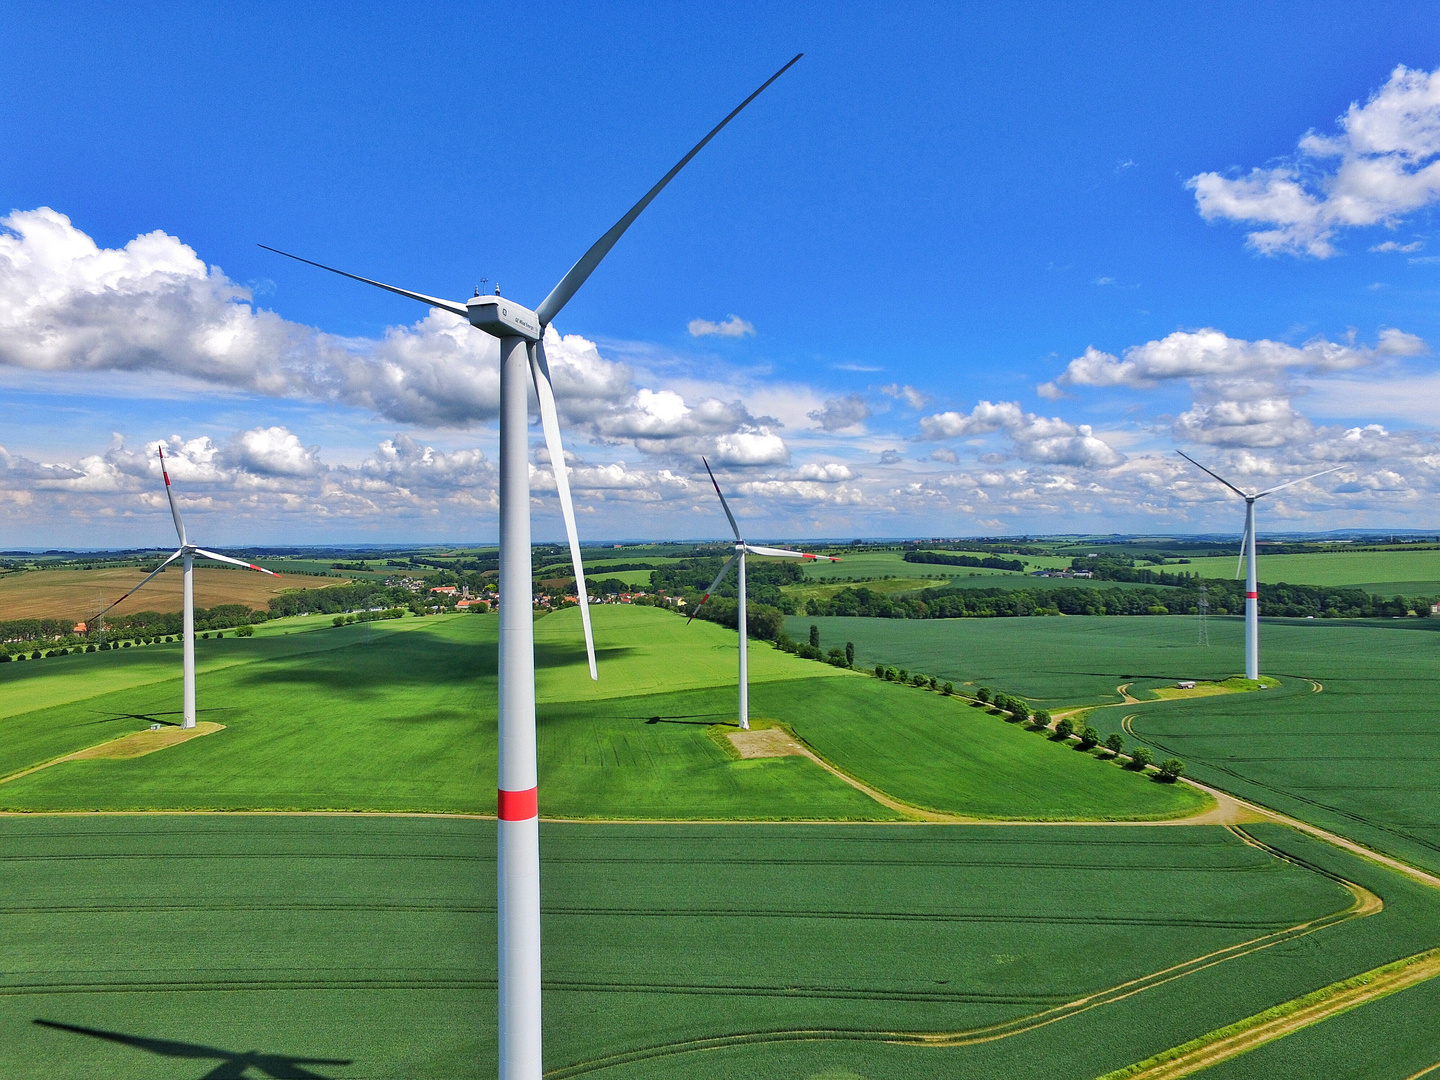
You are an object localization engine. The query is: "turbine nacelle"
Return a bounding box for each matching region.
[467,295,541,342]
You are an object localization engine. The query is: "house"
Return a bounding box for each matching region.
[430,585,458,595]
[456,598,487,610]
[73,621,87,633]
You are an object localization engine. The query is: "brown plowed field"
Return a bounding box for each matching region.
[0,566,348,622]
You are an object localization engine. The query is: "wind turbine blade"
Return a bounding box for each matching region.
[535,54,803,327]
[92,549,184,622]
[688,552,740,623]
[529,339,597,681]
[702,457,743,542]
[1254,465,1344,499]
[157,446,187,546]
[743,543,837,561]
[192,548,280,576]
[1175,450,1249,498]
[258,245,470,317]
[1235,517,1250,579]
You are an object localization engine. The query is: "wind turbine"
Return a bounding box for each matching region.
[261,55,802,1080]
[91,446,279,730]
[689,458,838,730]
[1176,451,1340,681]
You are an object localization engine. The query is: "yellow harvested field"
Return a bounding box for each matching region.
[0,566,349,622]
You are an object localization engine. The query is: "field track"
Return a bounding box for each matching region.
[543,825,1380,1077]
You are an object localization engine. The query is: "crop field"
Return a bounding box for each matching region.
[0,606,1201,820]
[793,614,1440,876]
[1178,547,1440,587]
[0,564,347,621]
[11,815,1438,1080]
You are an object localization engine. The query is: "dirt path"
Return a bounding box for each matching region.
[1104,948,1440,1080]
[0,722,224,787]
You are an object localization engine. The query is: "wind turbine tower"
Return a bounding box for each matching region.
[262,56,803,1080]
[1176,452,1340,681]
[690,458,838,730]
[92,447,279,729]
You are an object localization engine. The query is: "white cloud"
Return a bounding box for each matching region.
[918,401,1124,468]
[880,383,929,409]
[1370,239,1424,252]
[1041,328,1423,396]
[687,314,755,338]
[807,393,870,431]
[234,427,322,477]
[929,447,959,463]
[1173,398,1312,448]
[795,462,855,482]
[1189,64,1440,256]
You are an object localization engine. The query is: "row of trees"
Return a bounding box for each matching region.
[800,580,1429,620]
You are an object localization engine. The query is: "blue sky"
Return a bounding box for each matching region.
[3,3,1439,546]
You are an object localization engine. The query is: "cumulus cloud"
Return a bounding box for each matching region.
[807,393,870,431]
[0,209,791,469]
[1371,239,1424,253]
[1040,328,1424,396]
[1189,65,1440,256]
[929,447,959,463]
[687,314,755,338]
[233,427,322,477]
[919,401,1124,468]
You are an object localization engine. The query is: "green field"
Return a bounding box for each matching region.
[11,815,1436,1080]
[791,614,1440,875]
[0,605,1200,820]
[7,599,1440,1076]
[1178,547,1440,588]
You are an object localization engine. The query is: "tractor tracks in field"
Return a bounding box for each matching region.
[544,830,1381,1077]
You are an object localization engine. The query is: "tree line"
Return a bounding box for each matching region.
[903,551,1026,571]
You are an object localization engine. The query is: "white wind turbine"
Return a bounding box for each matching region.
[261,55,802,1080]
[92,446,279,729]
[1176,451,1341,681]
[689,458,838,730]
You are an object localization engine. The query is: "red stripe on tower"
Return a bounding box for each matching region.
[1246,592,1258,599]
[498,786,538,821]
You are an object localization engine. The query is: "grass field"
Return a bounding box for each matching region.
[1179,547,1440,587]
[9,815,1428,1080]
[792,613,1440,876]
[0,564,348,621]
[0,606,1201,820]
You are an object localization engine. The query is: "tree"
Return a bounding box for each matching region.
[911,672,928,687]
[1033,709,1052,729]
[809,624,820,649]
[333,615,346,627]
[976,687,991,704]
[1129,746,1154,770]
[845,641,855,667]
[875,664,886,679]
[898,669,908,683]
[1055,717,1074,739]
[1079,726,1100,750]
[236,625,254,638]
[928,675,939,691]
[1010,699,1030,723]
[1158,758,1185,782]
[942,681,954,695]
[1105,732,1124,756]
